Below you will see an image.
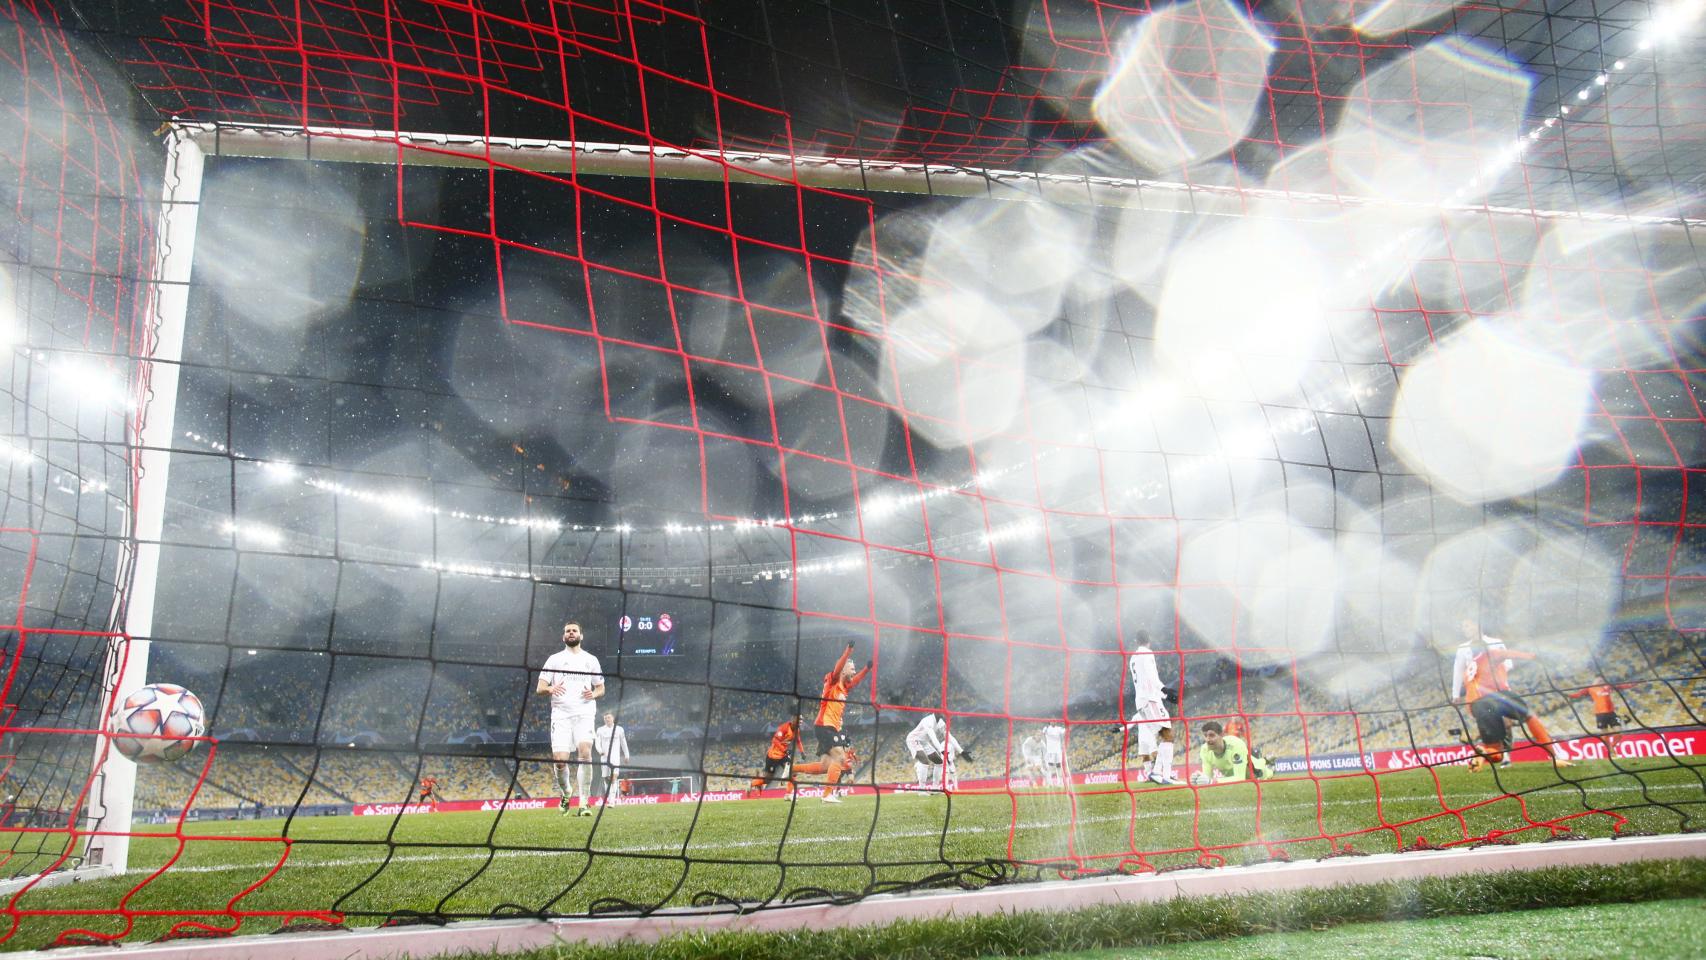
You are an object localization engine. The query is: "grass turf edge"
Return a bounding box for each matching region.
[441,857,1706,960]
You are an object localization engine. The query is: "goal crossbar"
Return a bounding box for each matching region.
[176,122,1705,228]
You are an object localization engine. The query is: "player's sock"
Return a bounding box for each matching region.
[1524,717,1564,759]
[576,763,590,809]
[793,761,827,775]
[826,761,844,786]
[1157,742,1175,779]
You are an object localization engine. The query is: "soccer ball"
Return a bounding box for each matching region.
[108,683,206,762]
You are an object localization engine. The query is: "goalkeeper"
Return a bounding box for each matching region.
[1196,720,1273,783]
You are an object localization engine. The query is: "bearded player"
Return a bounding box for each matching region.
[536,621,605,816]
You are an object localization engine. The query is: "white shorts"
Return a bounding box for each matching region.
[904,735,939,760]
[551,714,595,753]
[1043,754,1063,767]
[1130,700,1172,754]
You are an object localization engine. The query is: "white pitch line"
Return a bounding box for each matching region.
[117,781,1704,879]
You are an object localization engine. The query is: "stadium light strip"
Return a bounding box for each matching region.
[173,122,1706,228]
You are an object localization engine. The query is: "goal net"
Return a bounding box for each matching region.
[0,0,1702,948]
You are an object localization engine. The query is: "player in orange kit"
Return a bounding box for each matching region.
[789,642,868,804]
[1460,638,1572,771]
[1569,679,1639,756]
[748,713,804,797]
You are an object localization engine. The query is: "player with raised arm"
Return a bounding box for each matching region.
[594,711,630,803]
[1195,720,1272,783]
[748,713,804,797]
[1459,637,1571,771]
[1126,636,1182,785]
[790,642,869,804]
[536,621,606,816]
[904,712,945,792]
[1569,678,1639,755]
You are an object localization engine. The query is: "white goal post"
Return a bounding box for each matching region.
[74,128,206,881]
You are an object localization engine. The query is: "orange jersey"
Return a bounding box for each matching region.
[1464,649,1534,702]
[419,778,436,791]
[813,647,870,730]
[1571,683,1634,713]
[767,721,801,761]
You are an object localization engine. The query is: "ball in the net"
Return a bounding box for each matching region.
[108,683,206,763]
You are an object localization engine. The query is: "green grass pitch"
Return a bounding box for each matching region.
[2,759,1700,950]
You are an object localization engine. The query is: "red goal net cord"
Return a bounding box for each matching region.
[0,0,1701,947]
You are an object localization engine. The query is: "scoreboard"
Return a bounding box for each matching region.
[616,610,678,656]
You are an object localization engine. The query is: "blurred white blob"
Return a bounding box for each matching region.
[0,266,18,347]
[1414,519,1618,658]
[1605,39,1706,181]
[194,165,366,345]
[1016,0,1123,126]
[920,200,1091,343]
[1353,0,1460,38]
[1177,511,1340,666]
[683,248,828,406]
[1332,39,1530,206]
[1093,0,1275,172]
[1404,212,1541,316]
[1390,323,1591,504]
[840,209,930,339]
[1108,161,1240,302]
[448,316,601,438]
[1156,218,1330,400]
[845,196,1095,449]
[1506,216,1705,370]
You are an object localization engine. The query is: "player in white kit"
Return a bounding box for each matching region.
[938,725,968,791]
[536,621,605,816]
[1041,723,1067,787]
[1017,730,1044,784]
[1127,637,1182,785]
[594,711,630,802]
[904,713,945,791]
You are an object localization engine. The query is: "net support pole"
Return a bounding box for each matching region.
[83,127,205,875]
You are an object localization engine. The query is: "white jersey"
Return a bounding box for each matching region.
[1450,637,1509,700]
[540,648,603,719]
[1043,724,1065,763]
[1128,645,1165,703]
[904,714,943,754]
[1020,735,1043,764]
[594,723,629,763]
[943,732,963,760]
